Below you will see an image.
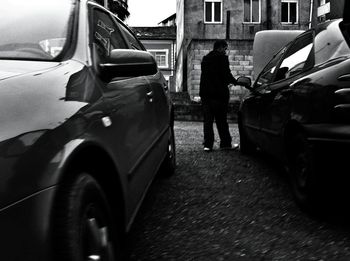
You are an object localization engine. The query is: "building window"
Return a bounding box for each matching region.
[281,0,298,24]
[244,0,261,23]
[149,50,169,68]
[204,0,222,23]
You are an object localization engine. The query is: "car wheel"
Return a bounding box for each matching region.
[288,132,318,210]
[54,173,120,261]
[238,117,255,154]
[159,126,176,177]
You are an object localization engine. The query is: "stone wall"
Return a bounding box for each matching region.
[183,0,311,42]
[187,39,253,102]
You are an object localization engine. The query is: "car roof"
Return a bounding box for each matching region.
[253,30,304,77]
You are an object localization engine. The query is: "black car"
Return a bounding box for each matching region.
[237,19,350,210]
[0,0,175,260]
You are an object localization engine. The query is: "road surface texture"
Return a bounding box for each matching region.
[127,121,350,260]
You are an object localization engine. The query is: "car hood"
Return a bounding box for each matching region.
[0,60,59,81]
[0,60,91,143]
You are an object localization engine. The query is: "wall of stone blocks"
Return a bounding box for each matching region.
[187,39,253,102]
[183,0,311,42]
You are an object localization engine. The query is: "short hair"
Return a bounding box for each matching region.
[213,40,228,50]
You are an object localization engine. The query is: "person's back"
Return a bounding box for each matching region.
[200,46,235,102]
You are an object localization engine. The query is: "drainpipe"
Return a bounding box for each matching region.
[266,0,272,30]
[309,0,314,29]
[344,0,350,23]
[226,11,231,39]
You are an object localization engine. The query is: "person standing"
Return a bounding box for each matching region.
[199,40,237,151]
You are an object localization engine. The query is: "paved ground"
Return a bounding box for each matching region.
[127,121,350,260]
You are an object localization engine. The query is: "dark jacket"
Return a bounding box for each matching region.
[199,50,236,101]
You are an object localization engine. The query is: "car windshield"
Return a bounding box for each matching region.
[0,0,76,61]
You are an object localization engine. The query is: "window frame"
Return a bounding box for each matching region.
[204,0,223,24]
[148,49,169,68]
[243,0,261,24]
[281,0,299,25]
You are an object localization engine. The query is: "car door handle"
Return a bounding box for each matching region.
[146,91,153,102]
[338,74,350,81]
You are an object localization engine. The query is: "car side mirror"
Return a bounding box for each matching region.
[236,76,252,90]
[99,49,158,80]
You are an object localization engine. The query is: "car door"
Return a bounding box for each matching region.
[241,46,287,148]
[89,6,159,220]
[118,21,170,160]
[258,31,315,159]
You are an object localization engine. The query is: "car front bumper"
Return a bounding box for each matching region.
[0,186,57,261]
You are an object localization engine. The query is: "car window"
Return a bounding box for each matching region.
[91,8,128,60]
[315,20,350,65]
[254,47,286,88]
[0,0,75,60]
[276,32,314,81]
[118,22,145,50]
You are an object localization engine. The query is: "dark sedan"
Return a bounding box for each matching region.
[0,0,175,260]
[237,19,350,210]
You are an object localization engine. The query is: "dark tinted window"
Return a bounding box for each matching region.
[244,0,260,23]
[244,0,250,22]
[205,2,212,22]
[281,3,288,22]
[214,2,221,22]
[252,0,260,22]
[290,3,297,23]
[277,32,314,81]
[315,20,350,65]
[118,23,145,50]
[281,1,298,23]
[91,8,128,59]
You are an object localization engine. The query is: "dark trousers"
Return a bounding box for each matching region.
[202,99,232,148]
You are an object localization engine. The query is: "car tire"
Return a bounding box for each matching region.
[54,173,121,261]
[288,132,318,211]
[238,117,255,154]
[159,126,176,177]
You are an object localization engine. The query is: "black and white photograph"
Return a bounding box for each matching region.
[0,0,350,260]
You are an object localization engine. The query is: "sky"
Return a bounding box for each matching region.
[126,0,176,27]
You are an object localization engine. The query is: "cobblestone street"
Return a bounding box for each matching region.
[127,121,350,260]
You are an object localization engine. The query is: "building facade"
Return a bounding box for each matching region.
[158,13,177,27]
[176,0,313,101]
[312,0,345,26]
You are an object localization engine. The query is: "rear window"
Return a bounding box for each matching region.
[314,20,350,65]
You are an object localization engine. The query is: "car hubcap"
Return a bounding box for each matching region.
[168,142,173,159]
[84,207,115,261]
[295,152,308,189]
